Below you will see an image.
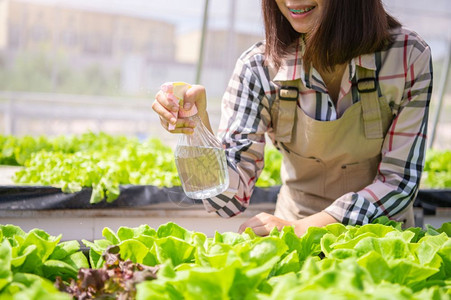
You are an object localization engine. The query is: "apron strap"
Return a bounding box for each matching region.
[356,67,384,139]
[272,66,384,143]
[274,80,299,143]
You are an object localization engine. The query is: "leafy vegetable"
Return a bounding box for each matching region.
[78,221,451,299]
[422,149,451,188]
[256,146,282,187]
[56,245,159,300]
[0,224,89,282]
[1,273,71,300]
[1,221,450,299]
[0,224,89,298]
[0,132,180,203]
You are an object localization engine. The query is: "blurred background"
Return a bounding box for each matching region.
[0,0,450,149]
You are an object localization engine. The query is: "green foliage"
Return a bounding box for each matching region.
[0,132,180,203]
[3,133,450,205]
[0,221,450,299]
[77,221,451,299]
[1,133,285,203]
[256,146,282,187]
[0,225,88,299]
[422,149,451,188]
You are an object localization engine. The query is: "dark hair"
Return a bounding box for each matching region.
[262,0,401,70]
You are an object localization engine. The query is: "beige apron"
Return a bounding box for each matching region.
[270,66,415,228]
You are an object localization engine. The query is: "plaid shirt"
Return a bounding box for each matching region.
[203,27,433,225]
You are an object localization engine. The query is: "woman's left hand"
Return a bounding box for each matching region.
[238,212,292,236]
[238,211,338,237]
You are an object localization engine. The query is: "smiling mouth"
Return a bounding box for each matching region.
[289,6,315,14]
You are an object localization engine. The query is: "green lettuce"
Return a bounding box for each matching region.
[2,221,450,299]
[0,225,88,298]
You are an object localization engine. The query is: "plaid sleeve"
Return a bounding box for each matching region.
[325,33,433,225]
[201,43,273,217]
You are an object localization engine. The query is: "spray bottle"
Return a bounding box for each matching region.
[161,82,229,199]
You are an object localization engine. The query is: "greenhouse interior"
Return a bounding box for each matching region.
[0,0,450,299]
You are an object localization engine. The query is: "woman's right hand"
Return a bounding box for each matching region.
[152,84,209,134]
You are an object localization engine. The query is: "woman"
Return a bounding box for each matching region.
[152,0,433,236]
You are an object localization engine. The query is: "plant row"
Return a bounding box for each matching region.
[0,219,450,299]
[1,133,450,203]
[0,133,282,203]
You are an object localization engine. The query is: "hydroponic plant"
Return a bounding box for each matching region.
[2,220,449,299]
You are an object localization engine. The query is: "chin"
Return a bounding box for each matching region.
[291,25,310,34]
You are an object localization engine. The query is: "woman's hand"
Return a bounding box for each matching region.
[152,84,211,134]
[238,211,337,237]
[238,212,292,236]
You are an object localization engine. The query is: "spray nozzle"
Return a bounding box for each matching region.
[161,82,198,130]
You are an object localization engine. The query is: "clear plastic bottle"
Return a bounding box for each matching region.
[162,82,229,199]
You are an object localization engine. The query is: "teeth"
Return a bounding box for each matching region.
[290,6,314,14]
